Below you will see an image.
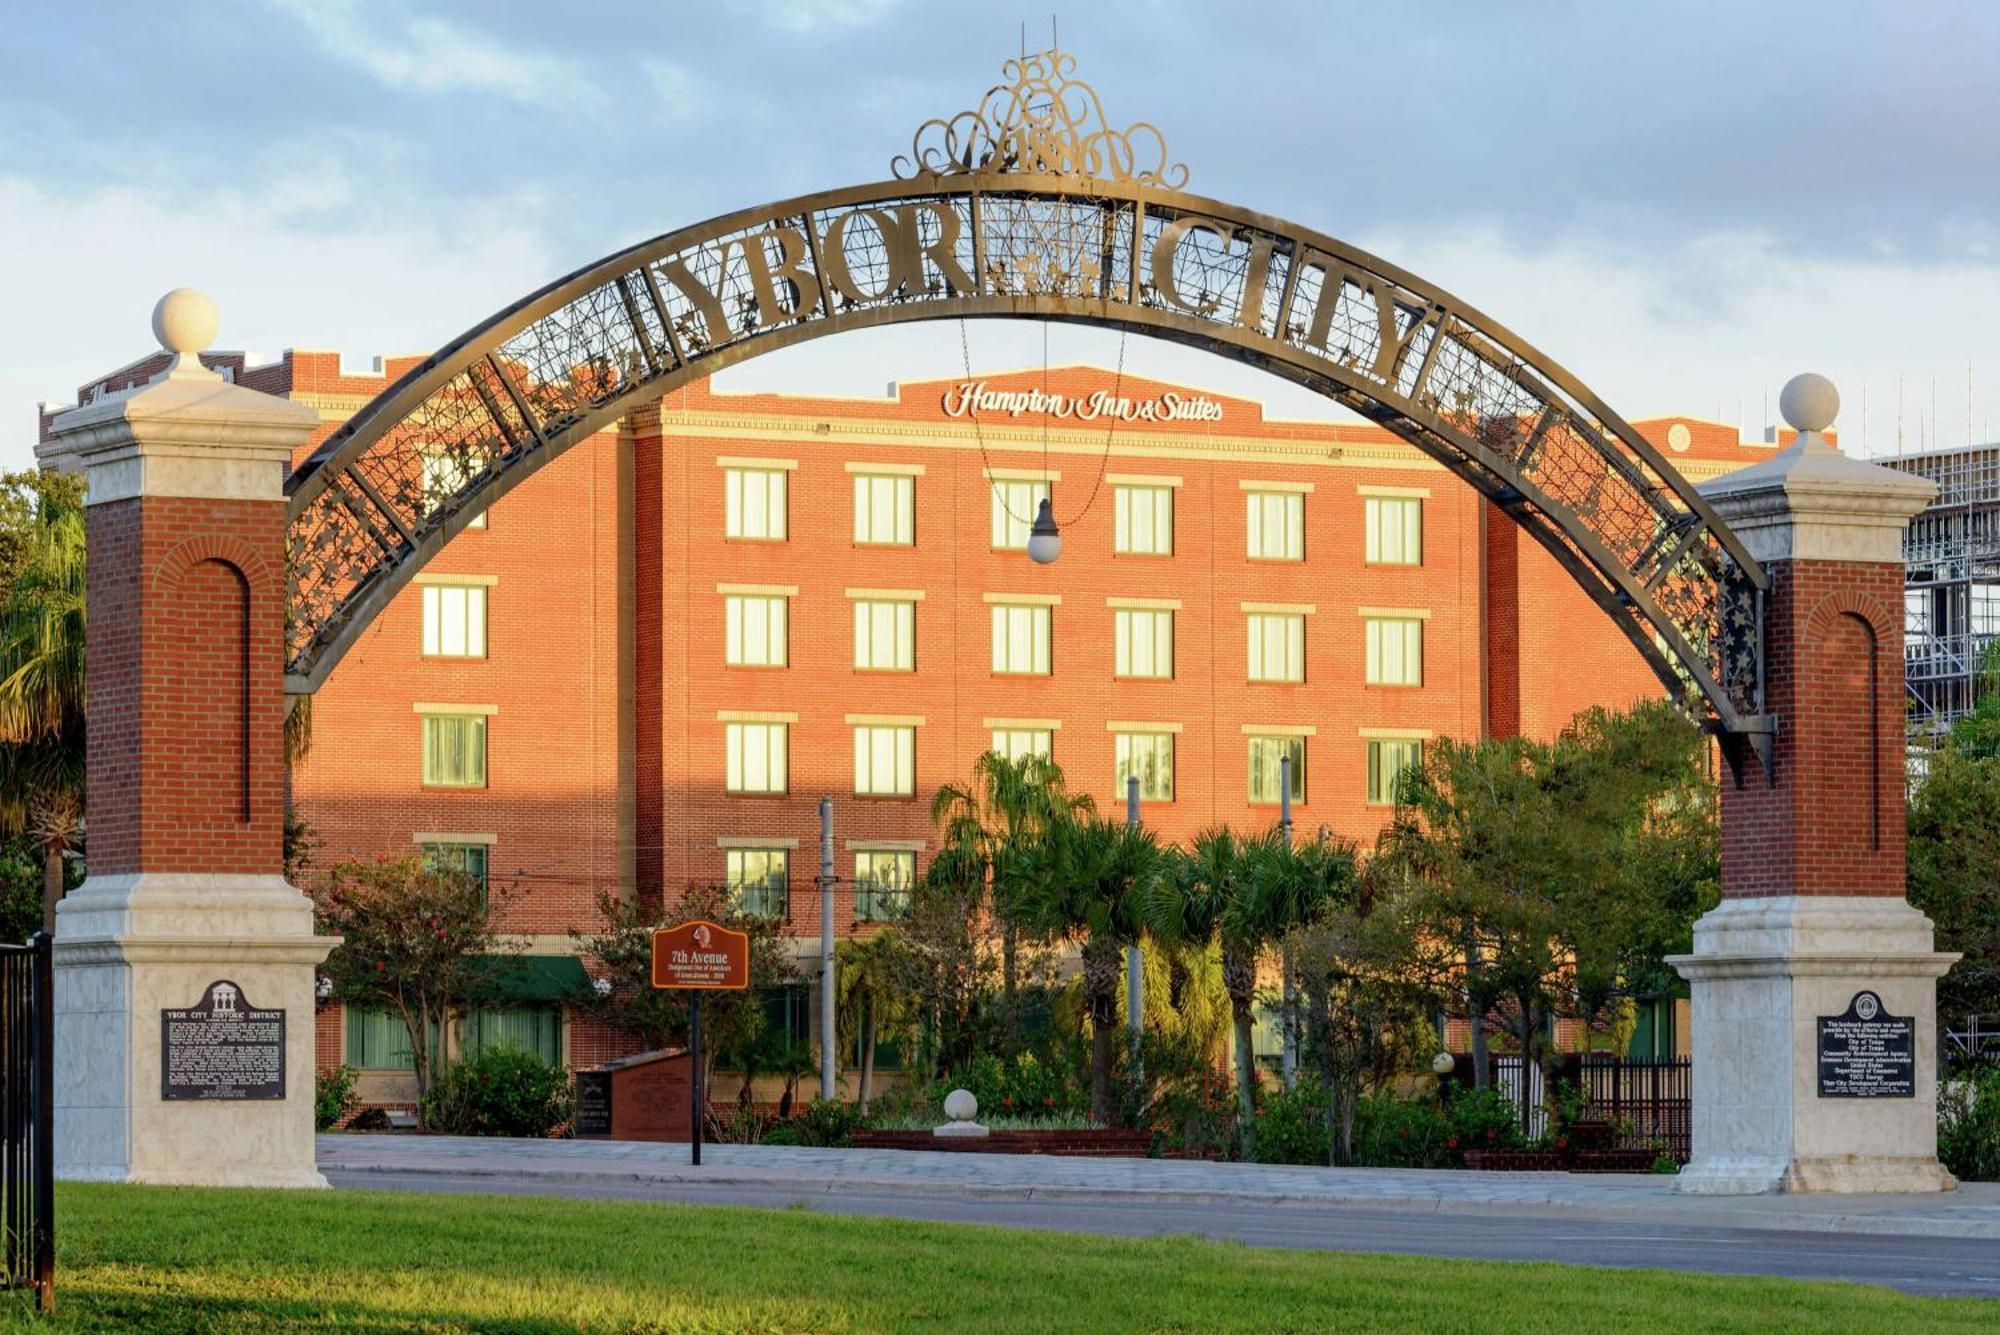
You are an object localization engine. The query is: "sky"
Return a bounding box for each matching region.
[4,0,1999,469]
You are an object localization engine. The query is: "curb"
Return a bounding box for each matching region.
[317,1158,2000,1241]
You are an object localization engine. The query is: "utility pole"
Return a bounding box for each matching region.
[1279,753,1297,1093]
[1125,775,1144,1081]
[819,797,836,1103]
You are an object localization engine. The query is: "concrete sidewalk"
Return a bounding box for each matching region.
[318,1134,2000,1240]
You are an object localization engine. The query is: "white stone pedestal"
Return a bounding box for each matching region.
[54,874,336,1188]
[1669,896,1958,1195]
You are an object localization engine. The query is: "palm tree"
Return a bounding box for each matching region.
[930,751,1094,1020]
[0,477,85,934]
[836,929,913,1110]
[1152,826,1358,1159]
[1015,811,1159,1124]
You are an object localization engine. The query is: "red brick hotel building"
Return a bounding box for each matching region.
[50,353,1773,1091]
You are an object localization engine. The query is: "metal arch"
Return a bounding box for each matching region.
[282,174,1770,751]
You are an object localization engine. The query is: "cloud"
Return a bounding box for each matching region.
[748,0,905,36]
[262,0,604,113]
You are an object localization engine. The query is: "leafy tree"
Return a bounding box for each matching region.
[836,929,915,1109]
[1908,746,2000,1027]
[1014,812,1160,1124]
[896,839,1002,1078]
[572,884,797,1097]
[0,472,85,933]
[1374,700,1714,1121]
[314,855,512,1114]
[931,751,1093,1037]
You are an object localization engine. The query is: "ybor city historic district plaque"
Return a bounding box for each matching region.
[161,980,286,1101]
[1816,990,1915,1099]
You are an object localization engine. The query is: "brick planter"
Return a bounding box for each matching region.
[850,1129,1153,1158]
[1462,1146,1661,1174]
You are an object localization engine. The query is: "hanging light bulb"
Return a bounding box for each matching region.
[1026,496,1061,564]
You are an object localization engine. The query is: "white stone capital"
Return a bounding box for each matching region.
[1697,433,1935,565]
[37,368,317,506]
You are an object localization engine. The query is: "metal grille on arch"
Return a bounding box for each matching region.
[283,46,1771,760]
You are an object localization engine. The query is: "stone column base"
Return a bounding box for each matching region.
[1669,895,1958,1196]
[54,873,339,1189]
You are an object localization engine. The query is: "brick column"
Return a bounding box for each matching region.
[1671,375,1956,1194]
[38,291,336,1187]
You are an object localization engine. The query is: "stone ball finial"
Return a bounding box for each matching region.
[942,1088,978,1122]
[1779,373,1838,436]
[152,288,219,359]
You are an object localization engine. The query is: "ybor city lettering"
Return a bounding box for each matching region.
[647,199,1441,399]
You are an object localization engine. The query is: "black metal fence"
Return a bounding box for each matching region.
[0,934,52,1310]
[1488,1053,1692,1163]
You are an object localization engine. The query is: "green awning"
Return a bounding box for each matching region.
[476,954,591,1004]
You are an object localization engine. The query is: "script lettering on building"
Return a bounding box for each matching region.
[941,380,1225,424]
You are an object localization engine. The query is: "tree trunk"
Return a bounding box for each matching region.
[1463,936,1491,1089]
[1222,942,1258,1160]
[40,840,63,937]
[1081,937,1122,1125]
[859,998,877,1111]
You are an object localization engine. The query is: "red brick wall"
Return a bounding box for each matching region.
[1720,558,1908,898]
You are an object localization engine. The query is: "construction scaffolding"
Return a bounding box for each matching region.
[1887,443,2000,750]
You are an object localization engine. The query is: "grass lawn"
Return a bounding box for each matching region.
[2,1183,1993,1333]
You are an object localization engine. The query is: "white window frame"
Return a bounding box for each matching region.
[420,714,488,789]
[724,467,788,541]
[990,603,1053,675]
[991,728,1053,762]
[1367,738,1423,805]
[725,722,789,794]
[1247,735,1308,805]
[1364,495,1423,566]
[725,594,789,668]
[853,473,916,546]
[1246,490,1305,561]
[1247,612,1306,683]
[853,849,917,922]
[1114,732,1175,802]
[990,479,1049,550]
[1365,617,1424,686]
[421,584,487,659]
[726,848,790,919]
[1113,484,1174,556]
[853,725,917,797]
[1114,608,1174,680]
[853,598,917,672]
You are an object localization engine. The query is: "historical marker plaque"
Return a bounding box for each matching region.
[1817,990,1914,1099]
[161,979,286,1101]
[573,1069,613,1138]
[650,920,751,991]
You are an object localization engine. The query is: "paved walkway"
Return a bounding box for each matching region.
[318,1135,2000,1240]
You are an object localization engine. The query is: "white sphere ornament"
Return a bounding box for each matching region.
[943,1088,979,1122]
[1431,1051,1456,1077]
[152,287,219,358]
[1779,373,1838,436]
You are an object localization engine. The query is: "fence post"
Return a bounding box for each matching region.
[32,932,53,1311]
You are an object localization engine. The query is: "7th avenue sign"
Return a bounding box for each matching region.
[650,919,749,1164]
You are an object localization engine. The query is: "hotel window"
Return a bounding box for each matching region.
[1365,617,1425,686]
[420,449,487,530]
[725,594,789,668]
[991,728,1053,762]
[1115,732,1175,801]
[853,599,916,672]
[853,725,917,797]
[1114,484,1174,555]
[1367,738,1424,805]
[727,848,790,919]
[724,467,788,541]
[1247,736,1308,805]
[991,603,1053,675]
[420,714,487,788]
[345,1007,419,1071]
[990,479,1049,549]
[1246,490,1305,561]
[421,583,487,658]
[1114,608,1174,680]
[853,473,915,546]
[1247,612,1306,683]
[854,849,916,922]
[462,1007,562,1066]
[725,722,788,794]
[1365,496,1423,566]
[420,841,490,901]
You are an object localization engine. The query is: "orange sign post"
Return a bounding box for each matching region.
[650,920,749,1164]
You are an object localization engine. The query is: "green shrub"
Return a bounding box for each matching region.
[934,1051,1087,1122]
[422,1046,573,1138]
[315,1065,359,1130]
[1445,1086,1527,1156]
[1252,1079,1331,1165]
[1939,1065,2000,1182]
[1351,1093,1454,1168]
[790,1098,869,1147]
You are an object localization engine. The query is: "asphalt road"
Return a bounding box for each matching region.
[325,1167,2000,1300]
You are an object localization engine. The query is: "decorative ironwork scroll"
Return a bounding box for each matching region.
[284,49,1768,753]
